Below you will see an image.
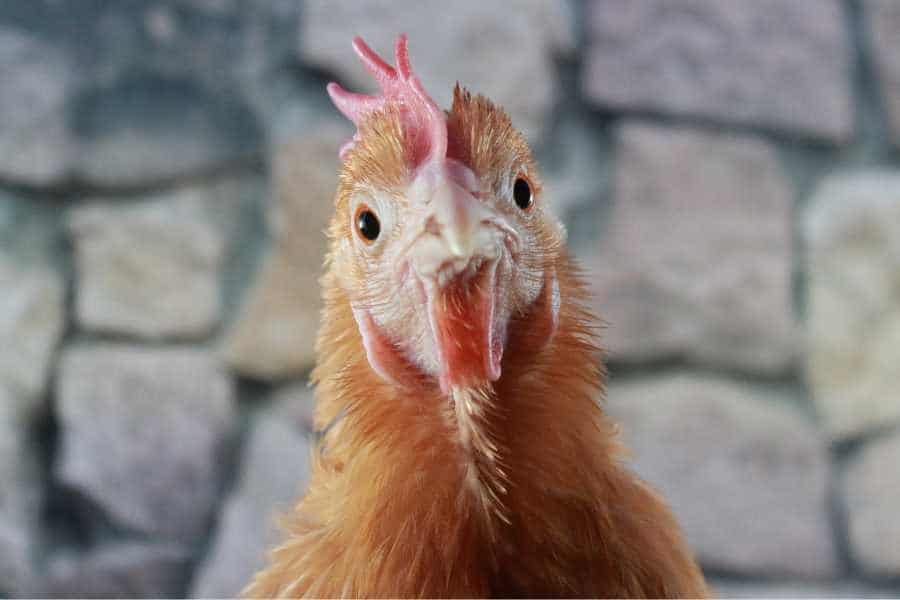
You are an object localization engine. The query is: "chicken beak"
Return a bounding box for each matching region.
[407,162,505,394]
[410,161,491,261]
[430,178,478,258]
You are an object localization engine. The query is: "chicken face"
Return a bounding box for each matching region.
[327,36,564,395]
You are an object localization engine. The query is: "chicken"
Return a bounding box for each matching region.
[244,35,708,598]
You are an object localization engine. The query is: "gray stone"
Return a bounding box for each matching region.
[0,28,75,185]
[0,520,31,596]
[55,344,236,546]
[119,1,300,95]
[300,0,575,141]
[0,189,62,266]
[607,374,837,577]
[69,182,243,340]
[589,123,796,373]
[191,412,312,598]
[0,390,42,596]
[72,74,261,187]
[0,1,302,95]
[42,542,190,599]
[540,112,610,220]
[711,578,900,598]
[222,126,345,379]
[844,431,900,576]
[271,383,317,433]
[0,257,65,401]
[583,0,853,143]
[866,0,900,147]
[805,172,900,440]
[0,1,303,186]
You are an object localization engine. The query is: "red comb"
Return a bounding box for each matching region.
[327,34,447,165]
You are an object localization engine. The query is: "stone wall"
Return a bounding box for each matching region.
[1,1,899,597]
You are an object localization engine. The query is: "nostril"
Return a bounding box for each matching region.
[423,215,441,236]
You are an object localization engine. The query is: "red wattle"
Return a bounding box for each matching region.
[430,262,500,392]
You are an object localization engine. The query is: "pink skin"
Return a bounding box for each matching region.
[330,35,560,394]
[327,35,446,164]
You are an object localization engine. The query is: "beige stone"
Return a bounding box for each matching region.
[222,125,344,379]
[805,171,900,439]
[843,431,900,576]
[69,183,240,340]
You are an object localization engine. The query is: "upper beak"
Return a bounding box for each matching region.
[430,174,481,259]
[407,162,495,278]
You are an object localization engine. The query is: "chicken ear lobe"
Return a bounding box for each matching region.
[351,306,423,390]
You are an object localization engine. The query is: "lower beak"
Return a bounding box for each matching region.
[407,165,505,393]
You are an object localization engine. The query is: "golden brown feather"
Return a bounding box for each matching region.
[245,81,708,599]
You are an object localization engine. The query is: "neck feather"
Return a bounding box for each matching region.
[250,255,707,597]
[311,252,618,517]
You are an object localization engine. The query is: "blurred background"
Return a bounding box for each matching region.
[1,0,899,597]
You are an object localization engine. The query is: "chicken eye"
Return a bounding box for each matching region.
[355,206,381,243]
[513,177,533,211]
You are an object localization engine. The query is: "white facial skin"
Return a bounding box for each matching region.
[338,157,561,392]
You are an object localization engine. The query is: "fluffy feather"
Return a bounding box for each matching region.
[245,37,708,599]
